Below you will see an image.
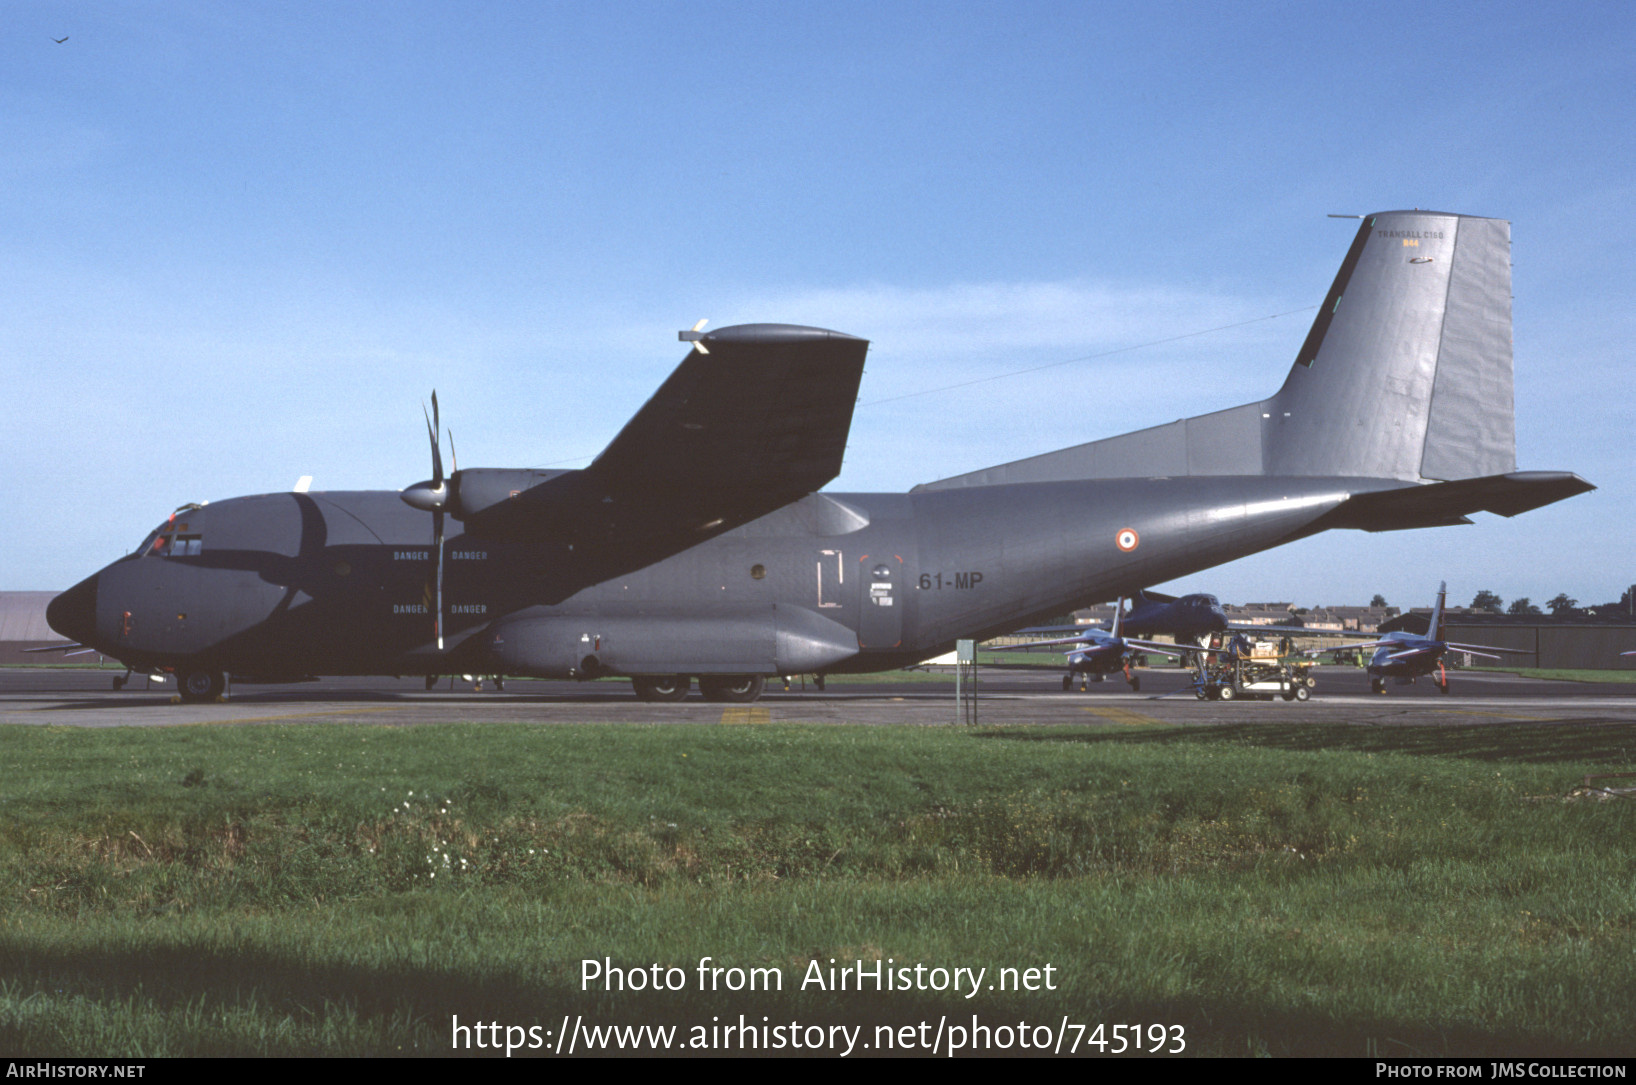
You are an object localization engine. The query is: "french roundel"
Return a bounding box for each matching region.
[1115,528,1139,552]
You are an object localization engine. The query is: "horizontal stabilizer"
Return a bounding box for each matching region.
[1313,472,1595,533]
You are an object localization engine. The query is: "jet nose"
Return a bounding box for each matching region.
[47,575,99,645]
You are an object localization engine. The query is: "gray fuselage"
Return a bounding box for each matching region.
[57,474,1373,681]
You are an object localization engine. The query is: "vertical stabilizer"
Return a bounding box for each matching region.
[1263,211,1516,481]
[914,210,1519,491]
[1430,581,1447,640]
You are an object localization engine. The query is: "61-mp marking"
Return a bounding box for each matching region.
[919,572,984,590]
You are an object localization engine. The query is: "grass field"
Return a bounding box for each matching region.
[3,719,1635,1057]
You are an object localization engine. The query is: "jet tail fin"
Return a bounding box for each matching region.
[915,211,1530,491]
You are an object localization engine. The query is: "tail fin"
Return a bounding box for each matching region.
[1264,213,1513,480]
[915,211,1517,489]
[1430,581,1447,641]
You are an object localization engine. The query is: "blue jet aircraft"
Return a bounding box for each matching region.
[1309,583,1528,694]
[993,598,1186,691]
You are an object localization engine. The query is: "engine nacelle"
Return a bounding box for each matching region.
[447,468,571,521]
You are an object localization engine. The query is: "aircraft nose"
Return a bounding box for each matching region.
[47,574,99,645]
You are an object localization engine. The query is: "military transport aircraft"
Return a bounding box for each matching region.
[1307,582,1531,694]
[47,210,1593,703]
[992,598,1187,691]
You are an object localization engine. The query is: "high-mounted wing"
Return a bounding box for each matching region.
[590,324,867,500]
[467,324,868,577]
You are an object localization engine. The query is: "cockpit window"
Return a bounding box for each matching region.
[138,518,202,558]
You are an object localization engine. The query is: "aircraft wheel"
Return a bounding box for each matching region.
[699,675,765,703]
[1128,675,1140,692]
[1437,680,1450,695]
[1217,685,1235,701]
[112,675,126,690]
[1294,685,1310,702]
[1371,677,1386,695]
[177,668,224,704]
[633,675,690,703]
[1062,675,1072,691]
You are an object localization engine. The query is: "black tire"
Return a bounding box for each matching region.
[112,675,126,690]
[1062,674,1072,691]
[1437,680,1450,695]
[1128,674,1141,692]
[698,675,765,703]
[1195,687,1208,700]
[633,675,690,702]
[1371,677,1386,695]
[1294,685,1310,702]
[177,668,224,703]
[1217,685,1235,701]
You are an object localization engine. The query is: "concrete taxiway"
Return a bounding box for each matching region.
[4,666,1636,728]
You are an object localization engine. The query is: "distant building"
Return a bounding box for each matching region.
[0,591,69,665]
[1069,604,1117,627]
[1311,605,1398,632]
[1224,603,1296,626]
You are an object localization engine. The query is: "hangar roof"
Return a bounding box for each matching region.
[0,591,66,642]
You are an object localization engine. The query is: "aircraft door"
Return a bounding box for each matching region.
[857,554,902,649]
[817,549,844,609]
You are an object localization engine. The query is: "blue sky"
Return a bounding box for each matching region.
[7,1,1633,611]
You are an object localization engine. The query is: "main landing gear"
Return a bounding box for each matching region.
[1062,669,1140,692]
[699,675,765,703]
[176,667,224,704]
[632,675,690,702]
[630,675,768,703]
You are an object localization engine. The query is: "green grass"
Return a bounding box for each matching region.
[3,721,1635,1056]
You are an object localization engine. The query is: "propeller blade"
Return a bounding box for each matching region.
[424,392,444,487]
[415,391,447,651]
[433,508,445,651]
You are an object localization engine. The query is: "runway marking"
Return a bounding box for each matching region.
[719,706,771,725]
[1082,706,1161,726]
